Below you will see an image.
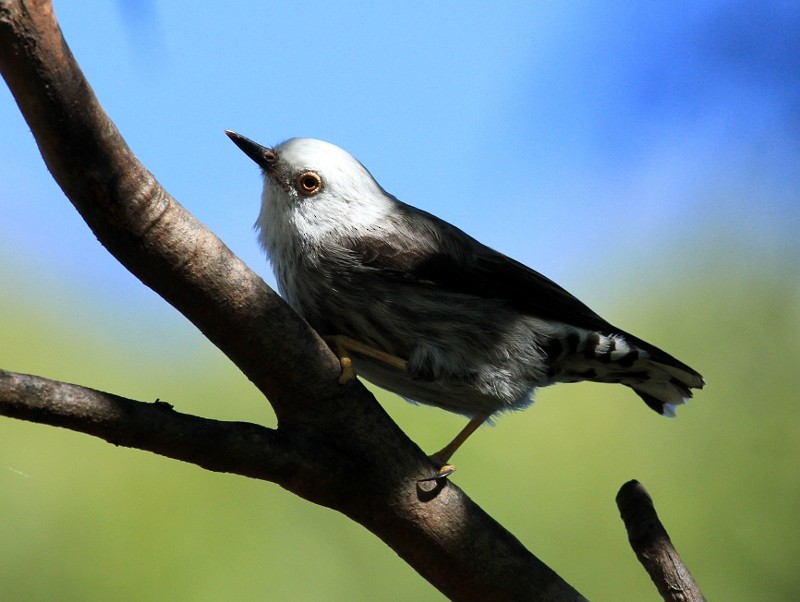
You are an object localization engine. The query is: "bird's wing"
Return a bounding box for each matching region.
[345,203,700,376]
[412,243,613,331]
[346,203,610,331]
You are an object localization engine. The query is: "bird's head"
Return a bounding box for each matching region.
[226,132,394,242]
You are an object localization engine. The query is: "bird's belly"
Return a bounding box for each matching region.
[321,293,559,416]
[280,271,561,417]
[352,355,531,418]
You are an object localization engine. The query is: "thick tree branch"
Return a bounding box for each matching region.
[0,365,586,601]
[0,0,339,419]
[0,1,588,600]
[617,480,705,602]
[0,369,298,481]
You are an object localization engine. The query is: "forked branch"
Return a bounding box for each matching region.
[0,1,587,599]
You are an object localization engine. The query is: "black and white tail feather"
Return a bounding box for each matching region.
[543,326,701,417]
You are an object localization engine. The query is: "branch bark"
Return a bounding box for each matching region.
[0,1,586,600]
[617,480,705,602]
[0,369,298,482]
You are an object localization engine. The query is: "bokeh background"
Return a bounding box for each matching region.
[2,1,798,600]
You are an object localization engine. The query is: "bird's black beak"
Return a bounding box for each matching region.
[225,130,277,171]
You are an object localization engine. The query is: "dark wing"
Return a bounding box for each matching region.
[348,202,610,330]
[347,201,701,377]
[414,242,611,332]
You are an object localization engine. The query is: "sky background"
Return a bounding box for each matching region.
[2,1,797,310]
[2,1,800,600]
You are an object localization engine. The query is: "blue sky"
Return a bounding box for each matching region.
[2,1,798,311]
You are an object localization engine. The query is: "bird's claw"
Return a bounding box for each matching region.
[325,334,407,385]
[436,463,456,478]
[417,460,457,482]
[338,355,356,384]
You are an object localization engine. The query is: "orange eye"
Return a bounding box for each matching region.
[295,171,322,196]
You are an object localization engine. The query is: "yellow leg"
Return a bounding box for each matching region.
[422,415,490,480]
[327,335,408,384]
[327,335,488,481]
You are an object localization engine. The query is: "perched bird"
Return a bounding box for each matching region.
[226,131,704,474]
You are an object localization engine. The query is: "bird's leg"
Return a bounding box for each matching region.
[326,335,407,384]
[326,335,486,480]
[422,415,489,480]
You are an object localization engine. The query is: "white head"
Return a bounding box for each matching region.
[226,133,395,244]
[226,132,401,299]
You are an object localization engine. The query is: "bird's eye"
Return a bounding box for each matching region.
[295,171,322,196]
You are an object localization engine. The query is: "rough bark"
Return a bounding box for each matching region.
[617,480,706,602]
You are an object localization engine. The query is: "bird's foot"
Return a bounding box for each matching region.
[416,415,490,481]
[338,354,356,384]
[325,335,407,384]
[418,457,457,482]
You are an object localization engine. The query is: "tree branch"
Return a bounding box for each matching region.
[0,369,298,481]
[0,1,587,599]
[0,0,339,418]
[617,480,706,602]
[0,364,587,601]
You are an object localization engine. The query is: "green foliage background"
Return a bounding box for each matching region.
[1,239,798,600]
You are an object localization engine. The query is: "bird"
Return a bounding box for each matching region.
[226,130,704,476]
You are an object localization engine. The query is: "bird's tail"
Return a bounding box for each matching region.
[549,328,704,416]
[623,330,704,416]
[626,362,703,417]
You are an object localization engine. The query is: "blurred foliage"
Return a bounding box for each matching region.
[1,243,798,601]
